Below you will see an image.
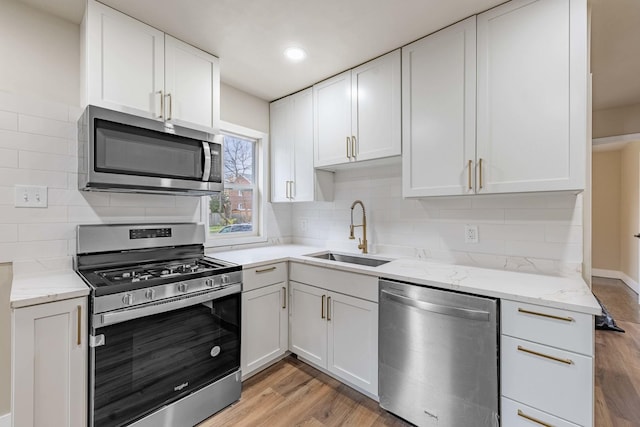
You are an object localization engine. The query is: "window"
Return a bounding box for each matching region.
[204,122,267,246]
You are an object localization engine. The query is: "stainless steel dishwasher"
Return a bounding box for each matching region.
[379,279,499,427]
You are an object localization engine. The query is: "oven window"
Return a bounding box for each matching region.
[94,119,205,181]
[92,294,240,427]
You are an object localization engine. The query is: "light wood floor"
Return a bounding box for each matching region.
[592,277,640,427]
[201,277,640,426]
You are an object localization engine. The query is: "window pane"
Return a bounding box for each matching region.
[224,135,254,185]
[209,189,254,234]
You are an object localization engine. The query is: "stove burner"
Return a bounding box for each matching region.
[97,259,219,286]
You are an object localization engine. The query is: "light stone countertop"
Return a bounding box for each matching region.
[209,245,601,316]
[10,270,90,309]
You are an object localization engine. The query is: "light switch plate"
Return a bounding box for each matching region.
[14,185,48,208]
[464,225,478,244]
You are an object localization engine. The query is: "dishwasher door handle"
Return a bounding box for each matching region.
[381,289,491,322]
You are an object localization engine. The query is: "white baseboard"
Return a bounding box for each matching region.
[0,412,11,427]
[593,269,640,295]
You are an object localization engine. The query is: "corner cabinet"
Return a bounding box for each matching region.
[289,263,378,397]
[270,89,333,203]
[402,0,587,197]
[12,297,88,427]
[314,50,401,168]
[83,0,220,132]
[241,263,289,378]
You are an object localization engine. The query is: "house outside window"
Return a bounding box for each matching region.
[204,122,267,246]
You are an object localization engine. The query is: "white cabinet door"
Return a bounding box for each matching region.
[291,88,315,201]
[351,49,401,162]
[289,281,327,368]
[314,71,352,167]
[327,291,378,396]
[270,96,294,202]
[165,35,220,132]
[241,283,288,377]
[402,17,476,197]
[86,0,164,119]
[12,297,88,427]
[477,0,586,193]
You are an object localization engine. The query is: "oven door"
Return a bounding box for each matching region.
[89,291,240,427]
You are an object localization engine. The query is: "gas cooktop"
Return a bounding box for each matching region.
[96,258,228,286]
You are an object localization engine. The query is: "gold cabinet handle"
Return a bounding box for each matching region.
[282,287,287,309]
[518,308,574,322]
[166,93,173,120]
[478,158,483,189]
[351,135,357,159]
[346,137,351,159]
[327,296,331,321]
[517,410,553,427]
[467,160,473,190]
[255,266,276,273]
[285,181,290,199]
[321,295,326,319]
[158,90,164,119]
[517,345,573,365]
[77,305,82,346]
[289,181,294,199]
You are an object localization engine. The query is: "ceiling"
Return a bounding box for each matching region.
[17,0,640,108]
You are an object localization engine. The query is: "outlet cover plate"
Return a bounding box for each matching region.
[465,225,478,244]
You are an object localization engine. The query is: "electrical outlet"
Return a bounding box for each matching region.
[464,225,478,244]
[300,219,308,232]
[14,185,48,208]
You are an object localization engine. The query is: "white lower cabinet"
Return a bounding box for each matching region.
[241,263,288,378]
[12,297,87,427]
[289,280,378,397]
[501,300,594,427]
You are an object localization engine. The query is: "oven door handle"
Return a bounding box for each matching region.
[96,284,241,327]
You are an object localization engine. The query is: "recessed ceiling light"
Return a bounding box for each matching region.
[284,47,307,62]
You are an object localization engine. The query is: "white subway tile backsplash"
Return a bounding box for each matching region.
[18,223,76,242]
[0,111,18,131]
[0,149,18,168]
[0,129,70,155]
[18,114,76,139]
[0,206,67,224]
[67,206,146,223]
[0,187,13,205]
[109,193,176,208]
[19,150,74,172]
[438,209,505,223]
[12,256,73,276]
[545,225,583,244]
[0,224,18,242]
[0,167,68,188]
[504,208,580,224]
[47,189,111,207]
[13,240,69,260]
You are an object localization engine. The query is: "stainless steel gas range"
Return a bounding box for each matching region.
[75,223,242,427]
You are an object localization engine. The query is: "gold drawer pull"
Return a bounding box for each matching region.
[518,308,574,322]
[282,287,287,309]
[321,295,326,319]
[478,158,483,189]
[517,409,553,427]
[327,296,331,321]
[255,266,277,274]
[517,345,573,365]
[467,159,473,190]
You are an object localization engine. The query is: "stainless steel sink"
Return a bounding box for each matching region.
[307,252,391,267]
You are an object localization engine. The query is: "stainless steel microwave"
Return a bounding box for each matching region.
[78,105,223,196]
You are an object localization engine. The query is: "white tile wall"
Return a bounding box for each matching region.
[292,163,584,276]
[0,92,289,276]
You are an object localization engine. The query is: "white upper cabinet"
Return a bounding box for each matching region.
[84,0,220,132]
[402,17,477,197]
[270,89,333,203]
[476,0,586,194]
[85,0,164,119]
[164,35,220,132]
[314,50,401,168]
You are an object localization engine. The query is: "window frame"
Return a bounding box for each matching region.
[202,120,268,248]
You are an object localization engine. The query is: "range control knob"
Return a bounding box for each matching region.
[221,275,230,285]
[205,279,214,287]
[122,293,134,305]
[145,289,156,300]
[178,283,189,293]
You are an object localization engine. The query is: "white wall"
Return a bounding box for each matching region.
[292,164,583,276]
[0,0,80,106]
[220,83,270,133]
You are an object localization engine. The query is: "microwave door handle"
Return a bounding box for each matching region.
[202,141,212,181]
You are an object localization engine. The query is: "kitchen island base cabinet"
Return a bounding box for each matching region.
[11,297,87,427]
[289,280,378,397]
[241,262,289,378]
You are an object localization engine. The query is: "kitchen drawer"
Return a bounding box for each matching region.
[289,262,377,302]
[501,300,593,356]
[501,336,593,427]
[501,397,580,427]
[243,262,287,292]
